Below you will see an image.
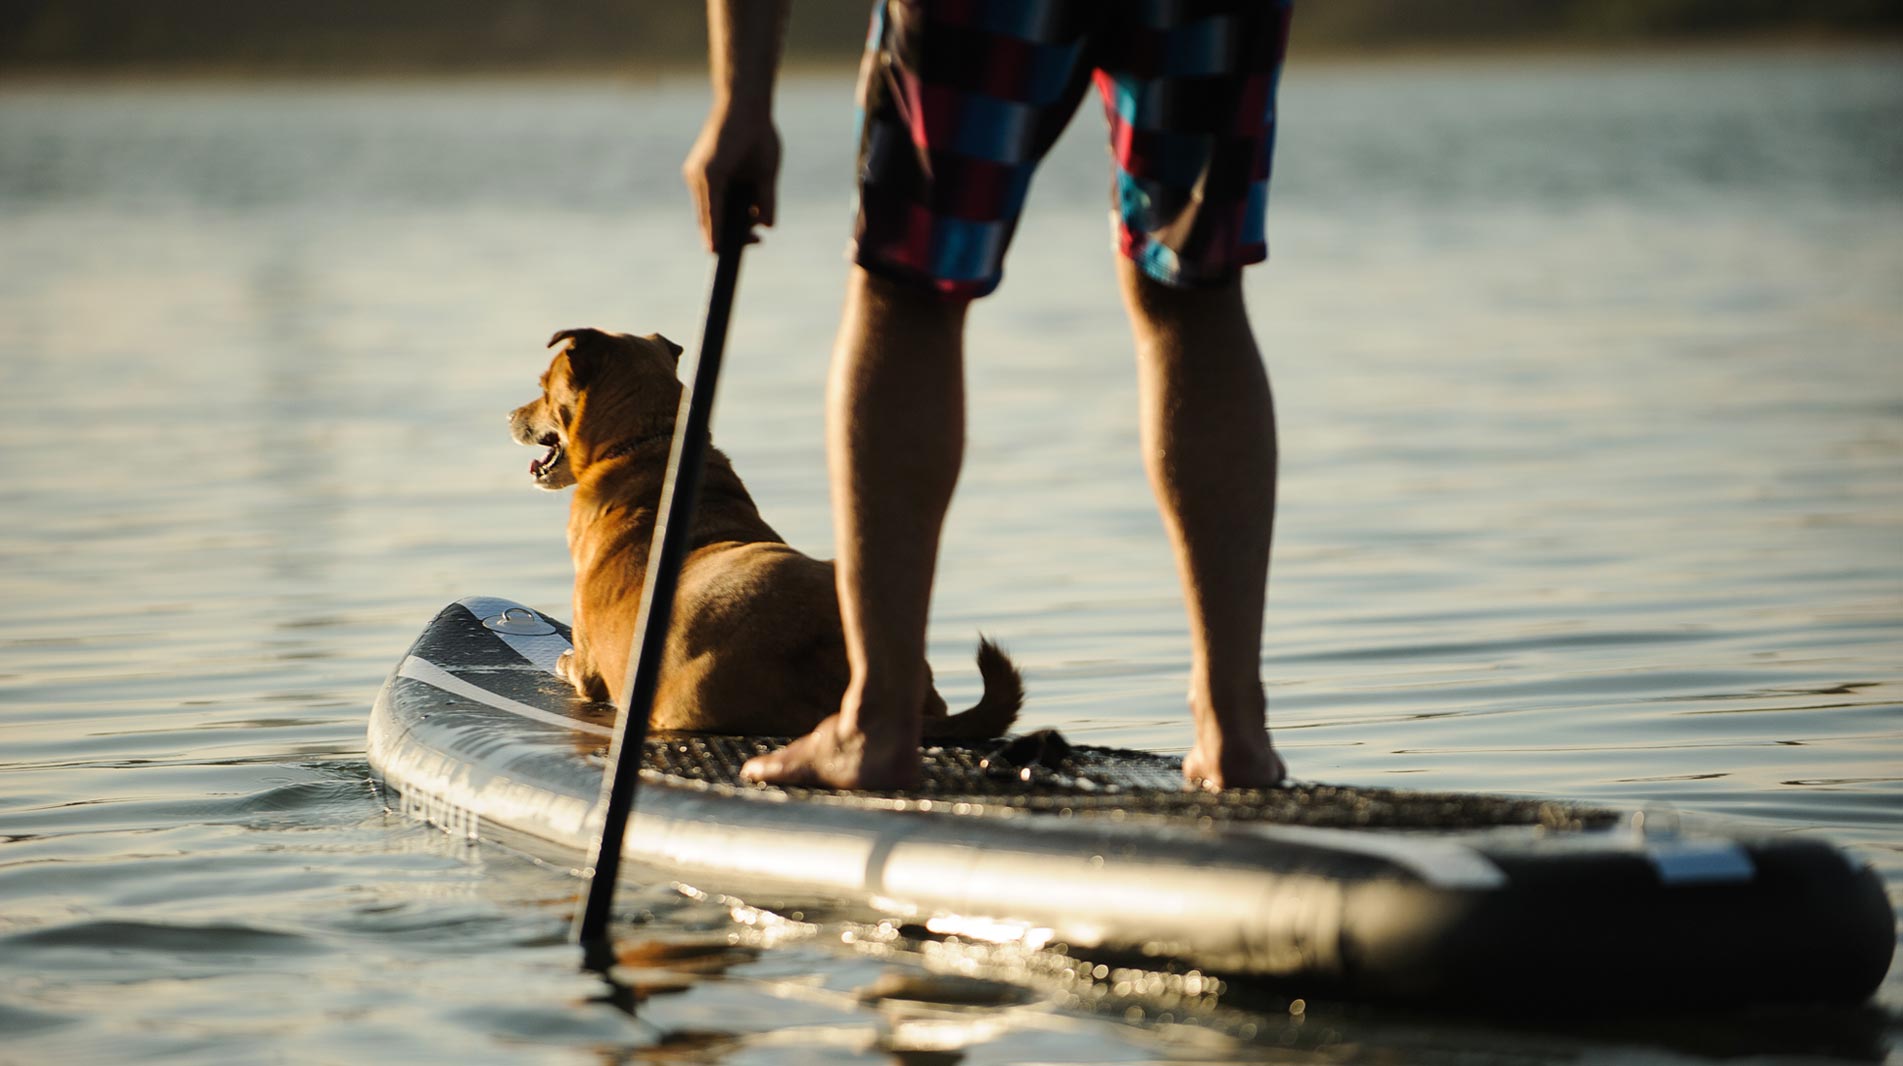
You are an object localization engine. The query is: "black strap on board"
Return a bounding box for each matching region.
[573,187,754,950]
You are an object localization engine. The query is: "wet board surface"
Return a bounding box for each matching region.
[368,597,1895,1006]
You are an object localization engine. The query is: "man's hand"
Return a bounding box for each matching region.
[683,103,780,252]
[683,0,790,252]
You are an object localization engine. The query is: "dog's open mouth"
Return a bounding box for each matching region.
[529,435,567,484]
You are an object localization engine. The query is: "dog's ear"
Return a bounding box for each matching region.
[649,334,684,364]
[548,327,603,351]
[549,328,611,389]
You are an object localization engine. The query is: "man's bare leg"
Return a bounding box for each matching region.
[1118,257,1286,790]
[741,268,967,789]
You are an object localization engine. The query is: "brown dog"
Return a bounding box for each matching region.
[508,327,1022,738]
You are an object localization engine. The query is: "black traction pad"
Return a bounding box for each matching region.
[638,733,1623,832]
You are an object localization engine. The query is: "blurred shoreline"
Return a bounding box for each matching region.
[2,0,1898,82]
[3,33,1898,86]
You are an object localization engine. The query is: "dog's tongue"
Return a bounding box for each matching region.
[529,457,545,476]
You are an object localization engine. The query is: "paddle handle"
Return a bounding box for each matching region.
[573,187,753,949]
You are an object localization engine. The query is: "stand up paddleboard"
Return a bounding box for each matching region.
[368,597,1894,1006]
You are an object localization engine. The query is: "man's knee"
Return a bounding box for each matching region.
[848,267,972,346]
[1118,260,1257,363]
[1119,257,1246,319]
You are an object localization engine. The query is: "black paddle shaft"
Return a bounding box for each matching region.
[573,188,753,948]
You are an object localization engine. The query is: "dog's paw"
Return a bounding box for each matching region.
[556,648,610,702]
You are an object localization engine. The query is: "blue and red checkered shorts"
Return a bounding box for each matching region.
[851,0,1293,299]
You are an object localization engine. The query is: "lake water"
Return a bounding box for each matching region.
[2,45,1900,1064]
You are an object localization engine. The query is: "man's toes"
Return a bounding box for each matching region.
[742,749,820,786]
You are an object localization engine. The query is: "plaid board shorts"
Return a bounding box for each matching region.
[851,0,1293,299]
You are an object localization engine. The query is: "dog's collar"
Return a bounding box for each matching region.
[590,428,696,466]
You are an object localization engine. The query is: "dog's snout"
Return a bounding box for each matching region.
[507,404,543,447]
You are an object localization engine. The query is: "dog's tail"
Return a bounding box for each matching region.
[924,637,1024,740]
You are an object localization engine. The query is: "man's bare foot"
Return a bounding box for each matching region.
[739,712,923,791]
[1182,735,1286,792]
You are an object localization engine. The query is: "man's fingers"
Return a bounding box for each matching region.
[722,185,765,247]
[757,183,777,230]
[684,164,775,251]
[685,175,712,252]
[682,154,721,252]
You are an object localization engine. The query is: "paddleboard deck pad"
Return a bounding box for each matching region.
[369,598,1895,1006]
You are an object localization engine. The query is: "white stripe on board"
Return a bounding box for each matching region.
[491,629,571,674]
[398,655,614,738]
[457,596,571,674]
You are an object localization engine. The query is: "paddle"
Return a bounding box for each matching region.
[573,186,754,950]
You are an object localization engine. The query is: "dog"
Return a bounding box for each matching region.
[508,327,1022,738]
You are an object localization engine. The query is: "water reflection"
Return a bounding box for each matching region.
[1,45,1899,1065]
